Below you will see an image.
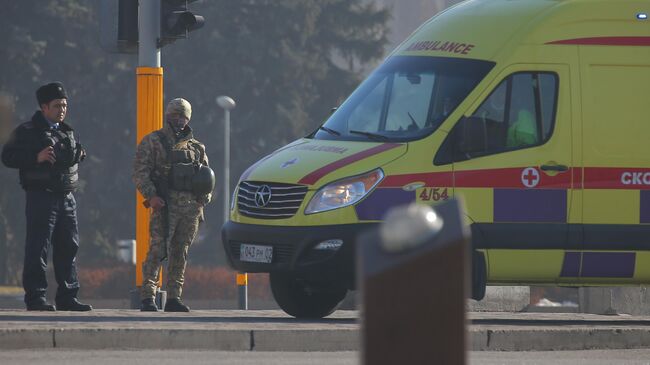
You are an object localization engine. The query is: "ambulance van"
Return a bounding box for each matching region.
[222,0,650,318]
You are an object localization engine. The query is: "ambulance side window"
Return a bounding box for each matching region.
[435,72,558,164]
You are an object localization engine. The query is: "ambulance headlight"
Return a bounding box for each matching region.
[305,169,384,214]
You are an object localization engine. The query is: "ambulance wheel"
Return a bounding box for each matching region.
[270,272,347,318]
[471,251,487,301]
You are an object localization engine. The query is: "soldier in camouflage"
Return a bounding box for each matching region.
[133,98,213,312]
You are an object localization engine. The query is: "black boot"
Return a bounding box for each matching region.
[164,298,190,312]
[26,300,56,311]
[140,298,158,312]
[56,298,92,311]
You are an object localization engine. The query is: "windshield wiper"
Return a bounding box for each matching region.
[349,130,388,141]
[407,112,419,130]
[319,126,341,136]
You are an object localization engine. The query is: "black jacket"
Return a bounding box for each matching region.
[1,111,85,192]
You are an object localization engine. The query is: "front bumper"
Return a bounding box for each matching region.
[221,221,378,289]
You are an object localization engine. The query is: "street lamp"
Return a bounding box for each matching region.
[216,95,246,310]
[216,95,236,225]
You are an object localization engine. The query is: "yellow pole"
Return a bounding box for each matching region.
[136,66,164,287]
[237,272,248,310]
[236,273,248,286]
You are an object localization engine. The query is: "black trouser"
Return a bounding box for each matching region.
[23,190,80,305]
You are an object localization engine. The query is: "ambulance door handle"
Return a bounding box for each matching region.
[540,164,568,172]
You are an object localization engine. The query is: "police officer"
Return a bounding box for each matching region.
[133,98,214,312]
[1,82,91,311]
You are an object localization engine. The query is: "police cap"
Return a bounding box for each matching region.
[36,82,68,106]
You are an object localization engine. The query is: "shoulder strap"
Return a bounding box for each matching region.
[152,130,173,198]
[155,130,173,158]
[186,139,204,164]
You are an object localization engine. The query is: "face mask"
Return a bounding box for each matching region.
[167,116,189,133]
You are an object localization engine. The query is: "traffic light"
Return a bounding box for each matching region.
[160,0,205,47]
[98,0,137,53]
[117,0,138,52]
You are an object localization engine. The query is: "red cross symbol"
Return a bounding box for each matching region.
[521,167,540,188]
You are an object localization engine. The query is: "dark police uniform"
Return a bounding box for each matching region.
[1,109,86,309]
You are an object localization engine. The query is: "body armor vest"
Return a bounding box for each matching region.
[17,117,82,192]
[153,130,214,197]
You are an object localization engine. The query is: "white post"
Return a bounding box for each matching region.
[216,96,246,310]
[216,96,236,224]
[138,0,160,68]
[223,109,230,223]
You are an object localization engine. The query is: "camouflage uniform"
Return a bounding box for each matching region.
[133,122,211,301]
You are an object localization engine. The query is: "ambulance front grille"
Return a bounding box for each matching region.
[237,181,308,219]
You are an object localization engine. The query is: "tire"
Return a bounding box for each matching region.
[270,272,348,318]
[471,250,487,301]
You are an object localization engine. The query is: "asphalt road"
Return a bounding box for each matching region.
[3,349,650,365]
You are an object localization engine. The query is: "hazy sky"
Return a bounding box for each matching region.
[379,0,462,51]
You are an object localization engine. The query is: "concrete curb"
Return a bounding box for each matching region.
[469,328,650,351]
[3,310,650,351]
[253,330,359,351]
[0,329,53,349]
[3,327,650,351]
[54,329,252,351]
[0,328,359,351]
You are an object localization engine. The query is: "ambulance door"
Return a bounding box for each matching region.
[438,65,574,284]
[580,45,650,285]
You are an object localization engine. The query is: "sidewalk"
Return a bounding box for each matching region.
[2,309,650,351]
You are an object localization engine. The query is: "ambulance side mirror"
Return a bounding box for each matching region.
[454,116,488,155]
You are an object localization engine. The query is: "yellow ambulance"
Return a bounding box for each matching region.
[222,0,650,318]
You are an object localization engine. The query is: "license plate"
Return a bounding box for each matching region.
[240,244,273,263]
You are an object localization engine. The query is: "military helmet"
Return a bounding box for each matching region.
[192,164,216,196]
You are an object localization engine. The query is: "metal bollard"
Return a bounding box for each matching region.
[156,289,167,311]
[358,199,470,365]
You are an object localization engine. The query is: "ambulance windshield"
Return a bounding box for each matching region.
[312,56,494,142]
